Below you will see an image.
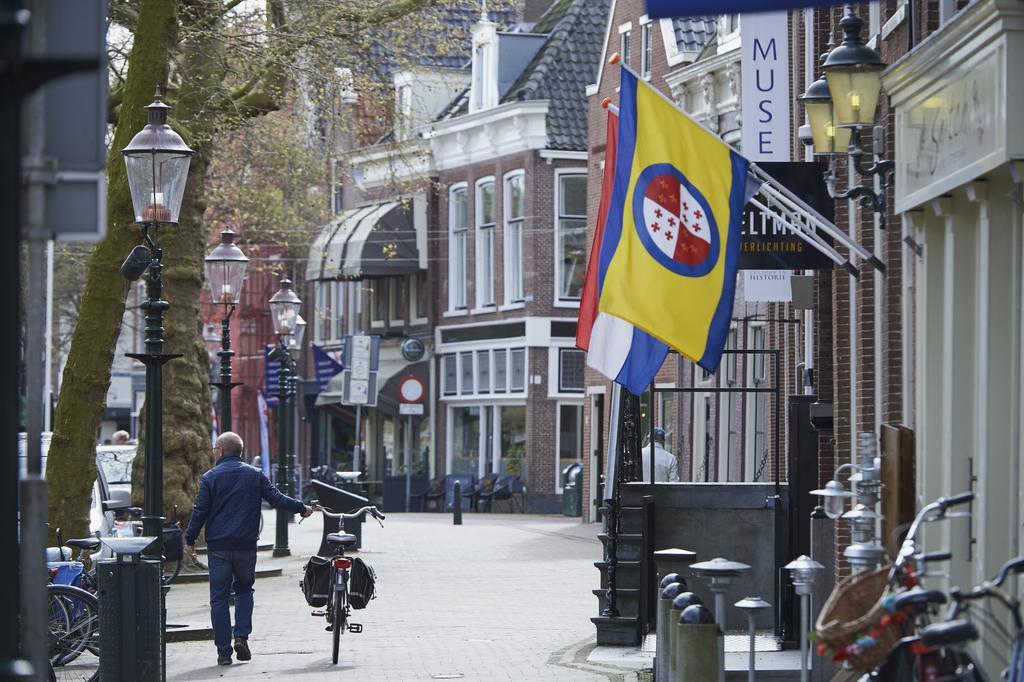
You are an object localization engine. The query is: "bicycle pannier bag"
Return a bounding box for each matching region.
[162,525,183,562]
[348,557,377,609]
[300,556,331,608]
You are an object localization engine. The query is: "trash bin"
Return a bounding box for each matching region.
[562,463,583,516]
[97,536,162,681]
[311,479,368,554]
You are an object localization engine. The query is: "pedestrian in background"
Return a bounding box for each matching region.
[184,431,312,665]
[641,427,680,482]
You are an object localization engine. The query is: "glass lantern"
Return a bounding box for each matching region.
[122,91,194,225]
[204,230,249,306]
[269,278,301,338]
[822,12,886,128]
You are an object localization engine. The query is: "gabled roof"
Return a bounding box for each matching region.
[502,0,612,150]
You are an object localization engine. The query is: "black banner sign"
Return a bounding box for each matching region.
[738,162,835,271]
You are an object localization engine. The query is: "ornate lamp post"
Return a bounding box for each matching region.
[269,279,300,557]
[785,556,824,682]
[204,229,249,432]
[121,91,193,558]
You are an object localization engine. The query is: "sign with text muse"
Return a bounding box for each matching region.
[740,11,790,163]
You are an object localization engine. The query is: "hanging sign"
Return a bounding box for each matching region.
[740,11,790,162]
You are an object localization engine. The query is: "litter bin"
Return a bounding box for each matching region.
[311,479,368,554]
[562,463,583,516]
[97,536,162,681]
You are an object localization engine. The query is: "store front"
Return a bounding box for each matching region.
[883,0,1024,645]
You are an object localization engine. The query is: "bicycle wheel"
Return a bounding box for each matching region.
[162,557,182,586]
[331,582,347,664]
[48,585,99,682]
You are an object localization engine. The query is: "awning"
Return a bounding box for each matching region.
[306,193,427,282]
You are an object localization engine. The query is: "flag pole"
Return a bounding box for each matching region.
[605,54,883,273]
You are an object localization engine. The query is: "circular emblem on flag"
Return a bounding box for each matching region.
[632,163,720,277]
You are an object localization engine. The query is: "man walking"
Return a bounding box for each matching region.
[640,427,681,482]
[185,432,312,665]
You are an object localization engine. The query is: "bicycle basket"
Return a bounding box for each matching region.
[348,557,377,610]
[162,524,183,562]
[814,566,900,672]
[300,556,331,608]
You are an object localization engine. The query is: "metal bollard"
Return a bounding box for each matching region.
[735,597,771,682]
[657,581,683,681]
[453,480,462,525]
[672,604,720,682]
[668,592,703,680]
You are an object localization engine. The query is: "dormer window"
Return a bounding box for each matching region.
[470,13,499,112]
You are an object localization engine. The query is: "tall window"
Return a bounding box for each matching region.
[619,26,631,65]
[413,271,428,321]
[556,404,583,492]
[448,185,468,310]
[476,179,496,307]
[314,281,344,342]
[557,173,587,302]
[371,278,389,325]
[504,172,525,304]
[391,276,408,324]
[641,21,653,79]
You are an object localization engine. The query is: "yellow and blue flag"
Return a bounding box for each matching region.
[598,69,759,374]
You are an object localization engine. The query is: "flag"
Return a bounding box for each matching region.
[312,343,344,393]
[599,68,759,374]
[646,0,843,18]
[257,390,271,478]
[577,110,669,396]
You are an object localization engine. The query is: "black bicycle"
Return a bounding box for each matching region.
[307,504,384,664]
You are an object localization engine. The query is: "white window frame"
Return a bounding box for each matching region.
[618,22,632,65]
[554,168,588,308]
[313,280,345,344]
[474,177,497,311]
[409,271,429,325]
[502,170,526,307]
[547,345,586,398]
[718,14,741,53]
[555,401,584,493]
[445,400,528,479]
[448,183,469,313]
[370,278,388,329]
[640,16,653,80]
[389,275,407,326]
[440,345,529,401]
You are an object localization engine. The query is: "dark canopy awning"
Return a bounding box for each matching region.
[306,193,426,281]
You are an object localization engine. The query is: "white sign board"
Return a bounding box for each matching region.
[399,403,425,416]
[741,12,790,162]
[744,269,792,303]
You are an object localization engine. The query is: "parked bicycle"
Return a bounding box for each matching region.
[47,582,99,681]
[299,503,383,664]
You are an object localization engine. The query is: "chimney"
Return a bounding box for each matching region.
[470,7,499,113]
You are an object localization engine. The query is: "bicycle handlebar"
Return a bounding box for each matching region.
[314,504,384,522]
[939,492,974,509]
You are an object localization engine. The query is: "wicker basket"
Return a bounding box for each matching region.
[814,567,900,672]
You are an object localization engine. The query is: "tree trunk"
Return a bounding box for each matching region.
[45,0,180,539]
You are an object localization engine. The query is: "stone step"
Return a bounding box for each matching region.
[591,615,641,646]
[593,560,641,589]
[597,533,643,561]
[165,624,213,642]
[174,565,283,584]
[592,587,639,618]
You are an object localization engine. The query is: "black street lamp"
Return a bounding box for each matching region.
[269,278,300,557]
[801,9,894,226]
[121,90,193,560]
[204,229,249,432]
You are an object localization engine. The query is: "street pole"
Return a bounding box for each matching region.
[404,414,412,512]
[213,308,236,432]
[273,345,291,556]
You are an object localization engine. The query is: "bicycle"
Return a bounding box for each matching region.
[47,583,100,682]
[304,503,385,664]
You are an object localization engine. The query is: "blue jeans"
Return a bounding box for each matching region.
[208,549,257,657]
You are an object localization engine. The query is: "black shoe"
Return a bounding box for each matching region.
[234,637,251,661]
[217,656,232,666]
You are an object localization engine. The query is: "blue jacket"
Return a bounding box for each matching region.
[184,455,305,551]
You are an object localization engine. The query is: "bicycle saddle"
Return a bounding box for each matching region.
[66,538,101,551]
[891,587,947,610]
[326,533,357,546]
[920,619,979,647]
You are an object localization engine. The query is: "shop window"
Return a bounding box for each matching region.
[459,351,474,395]
[510,348,526,392]
[450,406,481,475]
[556,403,583,492]
[443,355,457,396]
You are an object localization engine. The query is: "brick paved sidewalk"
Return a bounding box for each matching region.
[166,511,642,681]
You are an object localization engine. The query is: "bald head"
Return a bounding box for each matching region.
[215,432,244,461]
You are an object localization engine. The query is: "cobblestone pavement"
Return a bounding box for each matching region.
[166,511,643,681]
